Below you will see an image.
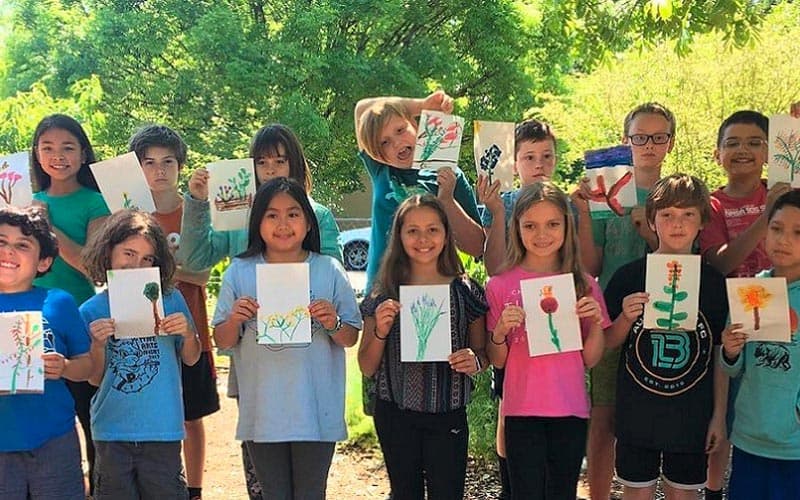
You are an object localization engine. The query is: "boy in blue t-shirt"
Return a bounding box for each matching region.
[0,206,92,499]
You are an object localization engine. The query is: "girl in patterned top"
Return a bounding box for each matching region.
[358,194,488,500]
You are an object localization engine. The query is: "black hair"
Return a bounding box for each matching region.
[128,124,188,166]
[0,206,59,277]
[768,190,800,221]
[716,110,769,147]
[30,114,99,192]
[250,124,312,191]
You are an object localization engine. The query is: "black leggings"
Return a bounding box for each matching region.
[504,416,587,500]
[374,399,468,500]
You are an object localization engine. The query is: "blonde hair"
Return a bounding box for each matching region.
[357,101,414,163]
[503,182,590,298]
[372,194,464,299]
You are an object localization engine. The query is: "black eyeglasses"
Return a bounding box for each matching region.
[627,133,672,146]
[721,138,768,150]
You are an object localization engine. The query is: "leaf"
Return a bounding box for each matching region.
[674,291,688,301]
[653,300,673,312]
[656,318,673,328]
[663,285,675,294]
[672,311,688,321]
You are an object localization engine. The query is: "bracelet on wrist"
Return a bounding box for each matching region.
[373,327,389,341]
[489,332,506,345]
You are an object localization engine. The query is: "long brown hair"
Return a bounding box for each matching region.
[372,194,463,299]
[503,182,590,298]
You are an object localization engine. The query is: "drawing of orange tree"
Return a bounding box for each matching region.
[0,161,23,205]
[142,282,161,334]
[1,314,42,393]
[737,285,773,331]
[258,306,310,343]
[773,130,800,183]
[653,260,689,329]
[539,285,561,352]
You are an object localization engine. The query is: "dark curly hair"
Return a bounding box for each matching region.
[0,206,59,277]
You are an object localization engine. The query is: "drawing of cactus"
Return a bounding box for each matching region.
[258,306,310,343]
[416,114,462,167]
[142,282,161,334]
[773,131,800,182]
[1,314,42,393]
[214,167,253,211]
[539,285,561,352]
[652,260,689,329]
[410,294,446,361]
[479,144,502,184]
[737,285,773,331]
[0,161,23,205]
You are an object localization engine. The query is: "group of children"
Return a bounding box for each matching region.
[1,90,799,500]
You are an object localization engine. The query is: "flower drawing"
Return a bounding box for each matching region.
[479,144,502,184]
[214,167,253,211]
[416,113,462,167]
[737,285,773,331]
[773,130,800,183]
[258,306,310,344]
[1,314,42,393]
[410,294,446,361]
[0,161,23,205]
[539,285,561,351]
[652,260,689,329]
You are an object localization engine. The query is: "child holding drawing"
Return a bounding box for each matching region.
[358,193,488,500]
[485,182,608,500]
[212,178,360,499]
[721,190,800,500]
[30,113,110,495]
[79,209,201,499]
[0,206,92,500]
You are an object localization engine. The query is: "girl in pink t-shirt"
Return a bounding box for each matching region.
[485,182,610,499]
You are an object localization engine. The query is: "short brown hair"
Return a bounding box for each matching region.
[645,174,711,226]
[514,119,557,156]
[357,101,414,163]
[623,102,676,136]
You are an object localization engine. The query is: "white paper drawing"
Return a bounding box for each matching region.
[768,114,800,188]
[208,159,255,231]
[583,145,637,219]
[256,263,311,345]
[726,277,793,343]
[643,254,701,331]
[400,285,452,362]
[474,121,515,192]
[108,267,165,338]
[0,311,44,394]
[520,273,582,357]
[90,152,156,213]
[413,111,464,170]
[0,152,33,208]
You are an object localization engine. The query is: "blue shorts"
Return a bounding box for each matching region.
[0,429,84,500]
[729,446,800,500]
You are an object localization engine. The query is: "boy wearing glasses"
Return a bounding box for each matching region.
[573,102,676,500]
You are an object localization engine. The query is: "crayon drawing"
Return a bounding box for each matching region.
[90,152,156,213]
[0,311,44,394]
[108,267,165,338]
[413,111,464,170]
[474,121,515,191]
[643,254,700,331]
[256,263,311,345]
[400,285,451,362]
[768,114,800,188]
[726,277,792,343]
[583,145,636,219]
[520,273,582,357]
[0,152,33,208]
[207,159,255,231]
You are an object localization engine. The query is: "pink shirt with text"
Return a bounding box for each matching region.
[486,267,611,419]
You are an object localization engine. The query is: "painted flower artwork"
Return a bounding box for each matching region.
[773,130,800,184]
[652,260,690,330]
[410,294,447,361]
[0,160,23,205]
[737,285,773,331]
[413,111,464,169]
[258,306,310,344]
[0,312,44,394]
[539,285,561,352]
[214,167,253,211]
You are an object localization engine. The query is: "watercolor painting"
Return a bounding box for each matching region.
[474,120,515,191]
[0,311,44,394]
[207,159,256,231]
[768,114,800,188]
[643,254,700,331]
[108,267,165,338]
[0,152,33,208]
[256,263,311,345]
[726,277,793,343]
[400,285,452,362]
[520,273,582,357]
[412,111,464,170]
[90,152,156,213]
[583,145,637,219]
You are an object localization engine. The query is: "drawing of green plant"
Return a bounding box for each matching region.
[539,285,561,352]
[258,306,310,343]
[1,314,42,393]
[142,282,161,334]
[214,167,253,211]
[416,114,462,167]
[410,294,446,361]
[773,130,800,183]
[653,260,689,329]
[122,192,139,210]
[0,161,23,205]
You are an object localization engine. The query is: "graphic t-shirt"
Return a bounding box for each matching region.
[80,289,193,441]
[0,288,90,451]
[605,257,728,452]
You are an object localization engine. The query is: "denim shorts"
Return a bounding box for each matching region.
[0,428,85,500]
[94,440,187,500]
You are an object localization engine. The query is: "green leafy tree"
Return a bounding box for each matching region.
[142,281,161,334]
